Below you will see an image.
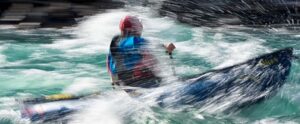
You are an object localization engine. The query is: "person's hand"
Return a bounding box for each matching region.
[164,43,176,54]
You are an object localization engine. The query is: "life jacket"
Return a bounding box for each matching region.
[107,36,156,85]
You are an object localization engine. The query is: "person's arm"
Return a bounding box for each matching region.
[108,35,122,85]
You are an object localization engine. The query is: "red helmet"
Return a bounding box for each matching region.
[119,15,143,35]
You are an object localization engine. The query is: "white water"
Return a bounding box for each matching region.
[0,45,7,64]
[69,91,159,124]
[1,5,291,124]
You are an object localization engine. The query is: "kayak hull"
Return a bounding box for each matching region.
[158,48,293,107]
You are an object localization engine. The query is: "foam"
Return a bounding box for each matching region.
[176,27,269,69]
[295,35,300,38]
[69,91,158,124]
[44,7,177,56]
[0,46,7,64]
[63,77,108,94]
[0,109,30,124]
[20,69,66,80]
[0,97,17,108]
[173,65,202,76]
[253,118,298,124]
[193,113,205,120]
[41,10,127,55]
[11,69,71,89]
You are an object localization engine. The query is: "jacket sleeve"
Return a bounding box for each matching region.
[107,35,120,76]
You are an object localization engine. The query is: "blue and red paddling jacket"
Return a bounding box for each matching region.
[107,35,157,87]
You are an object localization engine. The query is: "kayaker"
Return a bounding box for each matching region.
[107,15,175,89]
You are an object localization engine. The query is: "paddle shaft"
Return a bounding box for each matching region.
[169,52,176,76]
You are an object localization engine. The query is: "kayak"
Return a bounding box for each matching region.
[21,99,81,122]
[157,47,293,107]
[21,47,293,122]
[21,93,99,122]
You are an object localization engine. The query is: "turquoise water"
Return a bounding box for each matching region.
[0,7,300,124]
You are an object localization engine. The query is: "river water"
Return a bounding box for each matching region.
[0,7,299,124]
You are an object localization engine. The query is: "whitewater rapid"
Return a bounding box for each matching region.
[0,6,299,124]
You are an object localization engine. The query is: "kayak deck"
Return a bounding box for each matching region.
[158,47,293,107]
